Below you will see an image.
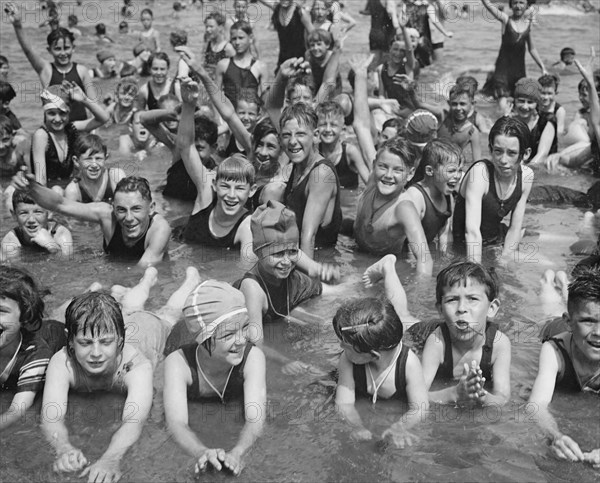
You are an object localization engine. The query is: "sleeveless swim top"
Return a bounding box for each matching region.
[527,113,554,160]
[436,322,498,383]
[538,102,560,155]
[75,176,115,203]
[309,56,342,96]
[437,115,476,150]
[12,221,61,251]
[223,58,259,107]
[283,158,342,248]
[273,5,306,67]
[412,183,451,243]
[103,214,154,259]
[163,158,198,201]
[31,123,79,185]
[380,62,417,110]
[452,159,523,247]
[353,182,407,254]
[320,142,357,189]
[353,344,410,400]
[180,342,253,401]
[146,78,176,111]
[204,41,230,80]
[49,62,88,121]
[182,197,250,248]
[544,333,600,393]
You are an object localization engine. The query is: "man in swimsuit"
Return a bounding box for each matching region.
[529,268,600,467]
[12,171,171,267]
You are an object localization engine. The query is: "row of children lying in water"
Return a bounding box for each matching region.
[4,49,598,263]
[1,226,599,482]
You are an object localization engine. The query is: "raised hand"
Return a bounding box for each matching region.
[348,54,374,75]
[279,57,311,79]
[61,80,86,103]
[179,77,200,104]
[4,2,21,26]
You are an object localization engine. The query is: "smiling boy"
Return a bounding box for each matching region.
[420,261,512,406]
[12,172,171,266]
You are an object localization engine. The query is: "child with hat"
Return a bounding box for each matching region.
[163,280,266,476]
[90,50,119,79]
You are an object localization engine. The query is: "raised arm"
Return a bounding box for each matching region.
[66,82,110,132]
[351,55,378,169]
[6,2,49,76]
[265,58,310,126]
[575,59,600,149]
[481,0,509,23]
[255,0,278,11]
[138,109,178,150]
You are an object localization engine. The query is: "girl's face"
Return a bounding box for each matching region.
[449,93,473,123]
[510,0,529,18]
[48,38,74,67]
[0,63,9,80]
[340,340,377,365]
[204,19,220,41]
[231,29,251,55]
[117,86,137,108]
[209,314,249,366]
[489,134,526,176]
[77,149,107,181]
[254,132,281,168]
[258,246,300,281]
[0,130,14,158]
[72,328,121,376]
[151,59,168,84]
[514,97,537,119]
[44,108,69,133]
[312,1,328,21]
[141,12,153,29]
[389,42,407,64]
[540,86,556,108]
[236,100,259,131]
[0,297,21,350]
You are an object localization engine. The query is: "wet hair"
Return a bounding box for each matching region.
[236,90,262,110]
[509,0,531,7]
[280,102,318,131]
[149,51,170,69]
[488,116,530,155]
[194,114,219,146]
[307,28,333,48]
[116,78,139,97]
[377,136,415,168]
[216,154,256,185]
[315,100,344,121]
[455,75,479,97]
[435,260,499,305]
[560,47,575,60]
[449,83,474,101]
[47,28,74,48]
[206,11,226,26]
[0,55,8,68]
[421,138,464,169]
[114,176,152,201]
[567,267,600,314]
[119,20,129,33]
[0,114,15,137]
[332,298,403,353]
[0,265,45,334]
[285,75,315,102]
[65,292,125,358]
[157,93,180,110]
[67,14,78,26]
[577,71,600,96]
[538,73,560,91]
[120,63,137,78]
[169,29,188,47]
[381,117,403,133]
[95,23,107,35]
[230,20,253,36]
[141,8,153,18]
[12,189,44,213]
[75,133,108,158]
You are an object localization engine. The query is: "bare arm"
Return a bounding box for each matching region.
[137,215,171,267]
[480,332,511,406]
[299,7,314,34]
[0,391,36,430]
[501,166,533,260]
[6,3,49,76]
[481,0,509,23]
[335,352,371,439]
[351,55,378,171]
[461,162,486,263]
[397,201,434,276]
[139,109,178,150]
[527,33,547,74]
[470,127,482,163]
[31,129,50,186]
[575,59,600,148]
[529,122,555,165]
[346,143,371,185]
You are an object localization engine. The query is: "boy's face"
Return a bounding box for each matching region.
[563,53,575,66]
[72,328,121,375]
[44,108,70,133]
[76,149,107,181]
[0,296,21,350]
[254,132,281,168]
[102,57,117,72]
[209,314,249,366]
[0,63,9,80]
[15,202,50,240]
[205,19,219,41]
[309,40,328,60]
[540,86,556,108]
[195,139,212,160]
[231,29,251,55]
[317,113,343,145]
[390,42,407,63]
[150,59,168,85]
[377,126,398,148]
[289,85,313,105]
[280,118,317,164]
[112,191,154,241]
[489,134,528,175]
[514,97,537,119]
[449,93,473,123]
[117,86,137,108]
[566,301,600,363]
[429,159,463,195]
[212,177,256,217]
[131,118,149,143]
[373,149,414,197]
[258,246,299,280]
[48,38,74,67]
[579,85,590,110]
[0,130,14,157]
[141,13,153,29]
[234,0,248,17]
[510,0,528,16]
[236,100,259,131]
[437,279,499,343]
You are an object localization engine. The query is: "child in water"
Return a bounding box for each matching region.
[0,266,66,430]
[529,268,600,468]
[420,260,512,406]
[163,280,266,476]
[1,189,73,261]
[334,254,428,446]
[452,116,534,263]
[0,115,27,179]
[42,267,201,482]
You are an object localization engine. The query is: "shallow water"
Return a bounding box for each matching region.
[1,1,600,482]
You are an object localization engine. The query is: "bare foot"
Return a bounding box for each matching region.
[86,282,103,292]
[363,254,396,288]
[110,284,129,303]
[184,266,201,287]
[140,266,159,287]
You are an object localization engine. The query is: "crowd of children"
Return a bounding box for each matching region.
[0,0,599,480]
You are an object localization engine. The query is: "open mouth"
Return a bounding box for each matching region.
[455,320,470,331]
[288,147,302,154]
[587,340,600,349]
[380,179,396,187]
[223,200,239,208]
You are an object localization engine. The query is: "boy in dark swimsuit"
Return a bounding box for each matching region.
[12,172,171,267]
[420,261,512,407]
[1,189,73,261]
[529,268,600,467]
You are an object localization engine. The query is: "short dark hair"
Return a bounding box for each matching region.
[230,20,253,36]
[65,292,125,358]
[206,11,226,25]
[567,267,600,314]
[488,116,530,155]
[12,189,42,212]
[194,114,219,146]
[377,136,416,168]
[538,73,560,91]
[141,8,153,17]
[75,133,108,158]
[0,55,8,68]
[381,117,403,132]
[279,102,318,131]
[47,28,74,47]
[169,29,188,47]
[436,260,499,305]
[148,51,170,69]
[307,28,333,48]
[560,47,575,59]
[449,83,474,101]
[0,114,15,137]
[0,265,45,334]
[114,176,152,201]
